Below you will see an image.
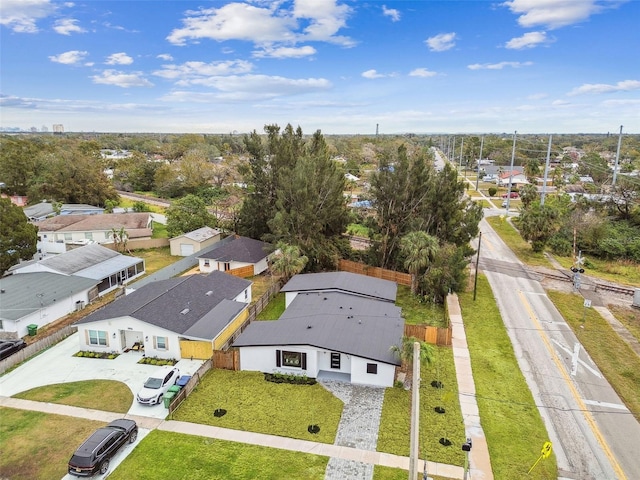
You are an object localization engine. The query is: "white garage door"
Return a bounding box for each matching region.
[180,243,194,256]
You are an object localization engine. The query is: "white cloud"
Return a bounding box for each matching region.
[502,0,614,29]
[105,53,134,65]
[527,93,548,100]
[153,60,253,82]
[467,61,533,70]
[91,70,153,88]
[253,45,317,59]
[49,50,88,65]
[0,0,56,33]
[425,32,457,52]
[409,68,437,78]
[157,54,174,61]
[382,5,400,22]
[505,31,550,49]
[167,1,354,48]
[53,18,85,35]
[568,79,640,95]
[362,69,385,79]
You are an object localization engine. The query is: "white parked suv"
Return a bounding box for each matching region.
[136,365,180,405]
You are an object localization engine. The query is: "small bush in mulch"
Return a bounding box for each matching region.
[137,356,178,366]
[264,372,317,385]
[74,350,120,359]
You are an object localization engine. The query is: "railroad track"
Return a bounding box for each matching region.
[539,270,635,296]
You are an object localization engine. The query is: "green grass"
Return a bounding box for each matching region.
[547,290,640,422]
[373,466,452,480]
[459,275,557,480]
[109,430,328,480]
[256,292,285,320]
[151,221,168,238]
[0,407,104,480]
[377,347,465,467]
[131,246,179,274]
[347,223,370,236]
[396,285,448,327]
[608,304,640,344]
[118,196,166,214]
[485,216,554,268]
[13,380,132,413]
[171,369,343,444]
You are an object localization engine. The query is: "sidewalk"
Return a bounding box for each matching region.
[447,294,494,480]
[0,396,464,479]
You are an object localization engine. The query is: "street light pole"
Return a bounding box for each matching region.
[408,341,421,480]
[506,131,517,210]
[475,135,484,192]
[473,232,482,301]
[541,134,552,206]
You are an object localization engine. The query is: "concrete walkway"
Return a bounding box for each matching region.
[0,395,464,479]
[447,294,495,480]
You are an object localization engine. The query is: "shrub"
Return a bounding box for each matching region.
[488,187,497,197]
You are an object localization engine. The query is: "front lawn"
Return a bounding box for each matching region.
[377,346,465,467]
[109,430,328,480]
[396,285,447,327]
[171,369,343,444]
[13,380,132,413]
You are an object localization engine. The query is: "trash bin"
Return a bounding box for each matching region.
[27,324,38,336]
[168,385,181,394]
[163,391,176,409]
[176,375,191,387]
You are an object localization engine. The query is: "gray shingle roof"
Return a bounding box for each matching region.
[36,213,152,239]
[33,244,120,274]
[281,272,397,302]
[233,291,403,365]
[75,271,251,340]
[0,273,99,322]
[198,236,273,263]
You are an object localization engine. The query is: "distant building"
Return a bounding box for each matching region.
[52,124,64,134]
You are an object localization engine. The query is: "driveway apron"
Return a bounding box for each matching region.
[321,380,385,480]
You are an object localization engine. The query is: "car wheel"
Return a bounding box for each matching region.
[99,459,110,475]
[156,394,163,405]
[129,429,138,443]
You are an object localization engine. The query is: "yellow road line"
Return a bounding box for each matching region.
[517,290,627,480]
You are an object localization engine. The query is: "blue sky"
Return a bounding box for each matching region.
[1,0,638,134]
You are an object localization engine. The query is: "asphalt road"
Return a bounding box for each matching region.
[474,217,640,480]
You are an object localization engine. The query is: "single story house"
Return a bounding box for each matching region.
[36,212,152,255]
[169,226,222,257]
[233,289,404,388]
[498,171,529,187]
[74,271,252,360]
[24,202,104,222]
[0,272,99,339]
[11,244,145,296]
[197,236,274,277]
[280,271,397,308]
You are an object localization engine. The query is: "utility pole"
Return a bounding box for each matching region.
[541,135,552,206]
[473,232,482,301]
[475,135,484,191]
[506,131,517,210]
[408,341,421,480]
[459,137,464,168]
[612,125,623,186]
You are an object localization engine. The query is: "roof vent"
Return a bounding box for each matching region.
[307,325,312,329]
[206,291,213,296]
[180,308,190,315]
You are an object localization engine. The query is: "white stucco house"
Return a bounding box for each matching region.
[74,271,252,360]
[197,236,274,277]
[11,244,145,296]
[169,226,222,257]
[233,273,403,387]
[0,273,99,339]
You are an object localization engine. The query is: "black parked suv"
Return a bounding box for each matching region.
[68,419,138,477]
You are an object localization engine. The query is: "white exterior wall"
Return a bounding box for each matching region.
[253,258,268,275]
[4,289,92,338]
[284,291,298,308]
[351,356,395,387]
[38,230,110,254]
[231,285,252,304]
[77,317,182,359]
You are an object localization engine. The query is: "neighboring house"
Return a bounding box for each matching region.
[11,244,145,296]
[345,173,360,182]
[74,271,252,360]
[36,212,152,255]
[169,226,222,257]
[1,194,28,207]
[0,273,99,339]
[233,288,404,388]
[24,202,104,222]
[197,236,274,277]
[280,271,397,308]
[498,171,529,187]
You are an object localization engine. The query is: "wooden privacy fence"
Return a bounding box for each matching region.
[338,259,412,286]
[212,349,240,370]
[228,265,254,278]
[404,324,452,346]
[168,358,213,414]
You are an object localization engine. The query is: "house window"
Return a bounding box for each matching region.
[223,262,231,271]
[244,289,248,300]
[64,233,73,241]
[155,336,167,350]
[277,350,307,369]
[85,232,93,241]
[88,330,107,346]
[330,352,341,369]
[366,363,378,374]
[204,259,210,267]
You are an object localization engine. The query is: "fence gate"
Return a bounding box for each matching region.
[179,340,213,360]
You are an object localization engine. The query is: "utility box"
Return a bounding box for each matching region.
[633,288,640,308]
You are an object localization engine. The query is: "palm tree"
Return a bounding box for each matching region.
[109,227,129,253]
[390,335,435,386]
[269,242,308,282]
[400,231,439,295]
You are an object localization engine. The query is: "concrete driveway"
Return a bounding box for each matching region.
[0,332,204,420]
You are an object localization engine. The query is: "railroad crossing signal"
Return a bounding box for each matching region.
[528,441,553,474]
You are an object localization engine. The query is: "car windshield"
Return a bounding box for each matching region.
[143,377,163,389]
